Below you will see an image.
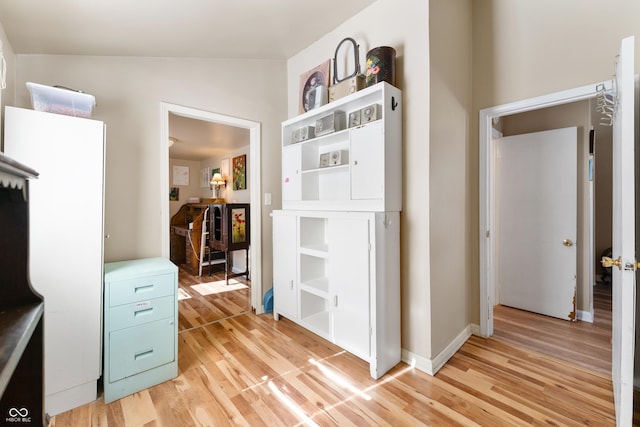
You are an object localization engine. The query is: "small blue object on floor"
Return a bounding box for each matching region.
[263,288,274,314]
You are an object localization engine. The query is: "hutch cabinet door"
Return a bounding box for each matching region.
[350,122,384,201]
[272,213,298,320]
[329,216,371,359]
[282,145,302,201]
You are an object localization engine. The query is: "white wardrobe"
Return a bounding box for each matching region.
[4,106,105,416]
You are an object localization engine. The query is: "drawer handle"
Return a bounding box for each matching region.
[135,284,154,293]
[134,307,153,317]
[134,349,154,360]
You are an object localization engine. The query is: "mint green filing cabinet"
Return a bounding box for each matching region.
[103,257,178,403]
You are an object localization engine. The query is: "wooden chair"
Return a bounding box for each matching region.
[198,207,226,276]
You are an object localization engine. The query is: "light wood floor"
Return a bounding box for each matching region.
[493,281,612,375]
[177,265,251,331]
[51,311,616,426]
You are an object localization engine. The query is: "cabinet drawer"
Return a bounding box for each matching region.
[109,295,175,331]
[108,318,175,382]
[108,273,175,306]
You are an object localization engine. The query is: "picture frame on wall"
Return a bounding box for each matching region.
[172,165,189,186]
[232,154,246,190]
[169,187,179,201]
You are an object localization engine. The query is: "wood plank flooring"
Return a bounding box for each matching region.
[177,265,251,331]
[51,311,615,426]
[493,281,612,375]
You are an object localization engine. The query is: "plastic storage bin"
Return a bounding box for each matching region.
[27,82,95,118]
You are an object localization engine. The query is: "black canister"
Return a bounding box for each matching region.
[365,46,396,87]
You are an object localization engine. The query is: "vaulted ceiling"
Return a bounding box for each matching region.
[0,1,376,160]
[0,0,376,59]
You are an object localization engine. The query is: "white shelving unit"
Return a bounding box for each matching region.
[272,210,400,378]
[273,82,403,379]
[281,82,402,212]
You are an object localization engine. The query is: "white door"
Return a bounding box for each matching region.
[609,36,636,427]
[329,216,370,360]
[496,127,577,320]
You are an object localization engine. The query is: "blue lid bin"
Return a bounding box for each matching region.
[263,287,274,314]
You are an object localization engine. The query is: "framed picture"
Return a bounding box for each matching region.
[172,165,189,186]
[232,155,246,190]
[169,187,179,201]
[231,207,247,244]
[299,59,331,114]
[200,167,211,188]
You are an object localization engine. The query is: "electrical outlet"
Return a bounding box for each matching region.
[188,222,193,230]
[264,193,272,205]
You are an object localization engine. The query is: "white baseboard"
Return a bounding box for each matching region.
[401,324,476,376]
[577,309,594,323]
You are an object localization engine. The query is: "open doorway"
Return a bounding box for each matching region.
[159,103,263,330]
[479,82,614,374]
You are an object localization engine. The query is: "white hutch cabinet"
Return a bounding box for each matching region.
[281,82,402,212]
[273,82,402,379]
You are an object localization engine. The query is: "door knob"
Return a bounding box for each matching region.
[601,256,640,271]
[563,239,574,247]
[601,256,622,270]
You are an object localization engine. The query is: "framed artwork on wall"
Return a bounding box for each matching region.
[172,165,189,186]
[232,155,246,190]
[169,187,179,201]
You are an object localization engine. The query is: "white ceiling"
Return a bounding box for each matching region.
[0,0,376,161]
[0,0,376,59]
[169,113,250,161]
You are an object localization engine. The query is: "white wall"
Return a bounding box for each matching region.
[429,0,473,359]
[12,55,286,295]
[287,0,432,360]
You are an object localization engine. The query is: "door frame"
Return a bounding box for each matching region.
[160,102,263,314]
[479,81,611,337]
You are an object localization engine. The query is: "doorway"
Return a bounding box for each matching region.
[160,103,263,322]
[479,81,614,337]
[480,83,610,372]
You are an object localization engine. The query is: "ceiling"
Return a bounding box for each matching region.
[169,113,250,161]
[0,0,376,59]
[0,0,376,161]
